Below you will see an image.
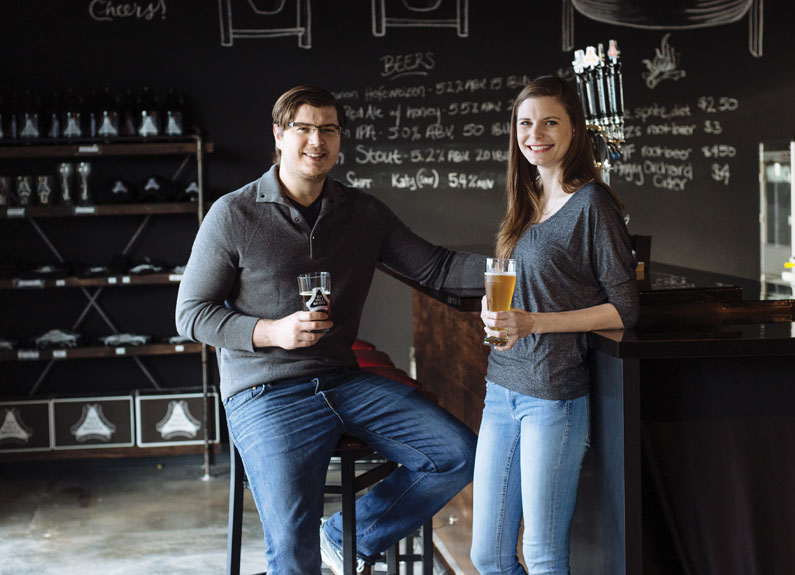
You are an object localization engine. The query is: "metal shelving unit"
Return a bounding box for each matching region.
[0,136,216,471]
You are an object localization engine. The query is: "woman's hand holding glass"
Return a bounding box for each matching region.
[481,296,540,351]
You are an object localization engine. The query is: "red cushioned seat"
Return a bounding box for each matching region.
[352,338,376,350]
[353,348,394,368]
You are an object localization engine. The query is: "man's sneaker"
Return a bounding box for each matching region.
[319,521,372,575]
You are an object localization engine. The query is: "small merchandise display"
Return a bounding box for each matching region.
[52,395,135,449]
[98,178,137,204]
[31,328,83,349]
[0,338,17,350]
[136,388,220,447]
[97,333,152,346]
[0,400,52,452]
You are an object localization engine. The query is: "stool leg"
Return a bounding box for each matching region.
[385,541,399,574]
[227,441,244,575]
[340,450,357,575]
[422,520,433,575]
[405,535,415,575]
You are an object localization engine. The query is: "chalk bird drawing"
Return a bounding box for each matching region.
[641,33,687,89]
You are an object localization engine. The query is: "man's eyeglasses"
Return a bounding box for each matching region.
[286,121,342,136]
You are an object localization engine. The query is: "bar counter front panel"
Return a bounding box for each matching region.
[412,265,795,575]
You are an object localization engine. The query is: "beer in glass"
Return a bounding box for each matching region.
[297,271,331,333]
[483,258,517,346]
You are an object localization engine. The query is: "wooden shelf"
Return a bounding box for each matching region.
[0,138,214,159]
[0,342,202,362]
[0,272,183,290]
[1,202,199,219]
[0,443,222,462]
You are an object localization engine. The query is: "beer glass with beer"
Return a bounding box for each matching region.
[297,271,331,333]
[483,258,517,346]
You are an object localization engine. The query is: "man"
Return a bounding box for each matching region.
[176,85,484,575]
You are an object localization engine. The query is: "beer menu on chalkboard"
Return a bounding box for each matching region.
[329,50,742,200]
[614,96,740,193]
[329,54,537,196]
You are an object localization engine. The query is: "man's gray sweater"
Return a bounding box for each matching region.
[176,165,485,400]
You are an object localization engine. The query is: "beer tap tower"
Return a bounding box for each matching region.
[572,39,626,184]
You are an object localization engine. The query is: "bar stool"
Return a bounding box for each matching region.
[226,341,434,575]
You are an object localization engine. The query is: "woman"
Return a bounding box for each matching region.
[470,75,639,574]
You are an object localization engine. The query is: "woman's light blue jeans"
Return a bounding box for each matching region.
[223,367,476,575]
[470,381,590,575]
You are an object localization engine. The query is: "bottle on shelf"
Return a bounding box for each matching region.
[36,175,54,206]
[18,89,41,141]
[16,175,34,205]
[61,88,84,139]
[120,88,138,138]
[138,86,160,138]
[0,176,10,205]
[97,87,121,140]
[58,162,75,205]
[4,91,19,141]
[77,161,93,205]
[86,88,99,139]
[164,88,184,137]
[45,90,61,140]
[0,92,6,142]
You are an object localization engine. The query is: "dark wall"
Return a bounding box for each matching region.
[2,0,794,371]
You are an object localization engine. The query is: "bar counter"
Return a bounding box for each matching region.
[412,263,795,575]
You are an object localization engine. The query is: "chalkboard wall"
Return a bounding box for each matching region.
[2,0,794,371]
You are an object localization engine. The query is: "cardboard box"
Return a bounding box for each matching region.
[136,389,219,447]
[52,396,135,449]
[0,400,52,452]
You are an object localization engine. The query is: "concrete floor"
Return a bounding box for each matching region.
[0,449,266,575]
[0,447,458,575]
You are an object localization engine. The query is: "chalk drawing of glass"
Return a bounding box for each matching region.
[561,0,763,57]
[372,0,469,38]
[218,0,311,48]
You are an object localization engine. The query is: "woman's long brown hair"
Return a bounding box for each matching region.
[495,75,622,259]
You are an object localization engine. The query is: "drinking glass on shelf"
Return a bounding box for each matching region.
[297,271,331,333]
[483,258,517,346]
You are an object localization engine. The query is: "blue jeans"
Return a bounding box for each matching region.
[470,382,590,575]
[223,367,476,575]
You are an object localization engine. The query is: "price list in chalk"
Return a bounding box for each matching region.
[612,95,740,192]
[332,54,536,193]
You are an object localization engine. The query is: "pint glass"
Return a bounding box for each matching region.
[297,271,331,333]
[483,258,517,346]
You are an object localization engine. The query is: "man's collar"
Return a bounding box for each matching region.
[255,165,347,206]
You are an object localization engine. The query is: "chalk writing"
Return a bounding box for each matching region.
[380,52,436,80]
[365,85,428,102]
[89,0,166,22]
[345,172,374,189]
[335,51,741,197]
[697,96,739,113]
[392,169,440,190]
[612,95,740,191]
[336,69,516,192]
[448,172,495,190]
